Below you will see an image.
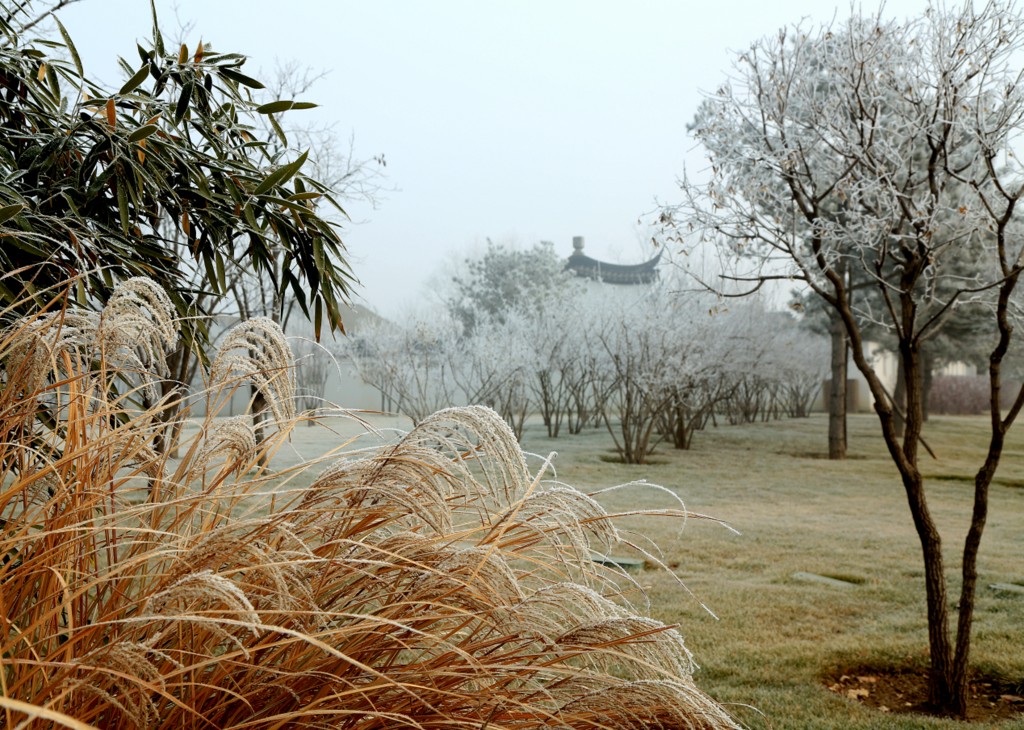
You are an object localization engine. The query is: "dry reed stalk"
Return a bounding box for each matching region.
[0,289,736,729]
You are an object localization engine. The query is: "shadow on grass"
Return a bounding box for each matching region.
[786,451,870,460]
[597,453,670,465]
[930,474,1024,489]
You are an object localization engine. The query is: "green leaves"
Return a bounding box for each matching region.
[52,16,82,78]
[0,8,354,342]
[253,150,308,196]
[175,82,193,122]
[116,180,130,234]
[118,65,150,96]
[256,100,294,115]
[0,203,25,225]
[255,100,318,114]
[218,67,264,89]
[127,124,160,143]
[149,0,165,57]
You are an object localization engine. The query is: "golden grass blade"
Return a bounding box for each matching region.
[0,697,99,730]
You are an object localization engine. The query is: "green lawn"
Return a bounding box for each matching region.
[516,413,1024,729]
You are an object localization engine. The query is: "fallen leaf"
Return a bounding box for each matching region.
[847,688,870,700]
[857,676,878,683]
[1000,694,1024,703]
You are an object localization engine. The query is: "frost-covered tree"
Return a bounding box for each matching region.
[450,314,533,438]
[666,4,1024,716]
[588,287,744,463]
[446,240,576,335]
[771,319,829,419]
[524,308,577,438]
[592,292,681,464]
[348,311,462,424]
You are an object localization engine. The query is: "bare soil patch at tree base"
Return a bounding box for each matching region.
[824,666,1024,723]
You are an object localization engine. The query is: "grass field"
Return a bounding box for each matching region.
[267,410,1024,729]
[519,412,1024,729]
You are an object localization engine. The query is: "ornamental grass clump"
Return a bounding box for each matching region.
[0,283,736,729]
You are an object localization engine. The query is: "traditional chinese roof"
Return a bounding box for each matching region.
[565,236,661,285]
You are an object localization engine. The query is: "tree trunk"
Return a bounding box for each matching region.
[894,356,907,439]
[922,347,933,422]
[945,277,1024,718]
[828,314,847,459]
[899,341,959,713]
[831,284,972,718]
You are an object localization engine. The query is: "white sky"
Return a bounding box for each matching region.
[57,0,933,318]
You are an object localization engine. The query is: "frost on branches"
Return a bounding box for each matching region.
[665,3,1024,716]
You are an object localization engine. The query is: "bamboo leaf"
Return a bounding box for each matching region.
[215,250,226,290]
[0,203,25,225]
[177,43,188,65]
[46,63,60,99]
[52,16,83,78]
[256,100,294,114]
[268,113,287,146]
[175,82,192,122]
[218,67,265,89]
[116,182,129,234]
[149,0,164,56]
[259,194,320,214]
[203,250,217,287]
[253,150,308,196]
[312,233,325,273]
[127,124,159,143]
[242,201,258,229]
[118,64,150,95]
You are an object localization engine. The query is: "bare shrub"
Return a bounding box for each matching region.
[929,376,989,415]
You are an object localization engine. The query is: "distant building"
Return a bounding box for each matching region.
[564,236,661,285]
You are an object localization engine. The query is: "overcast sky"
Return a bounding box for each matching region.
[58,0,933,317]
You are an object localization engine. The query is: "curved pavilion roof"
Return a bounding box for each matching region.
[564,237,661,285]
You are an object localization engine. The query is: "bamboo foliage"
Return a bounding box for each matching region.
[0,1,355,339]
[0,288,735,729]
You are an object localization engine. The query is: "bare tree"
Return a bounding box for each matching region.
[589,289,690,464]
[773,322,829,419]
[348,311,466,424]
[666,4,1024,716]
